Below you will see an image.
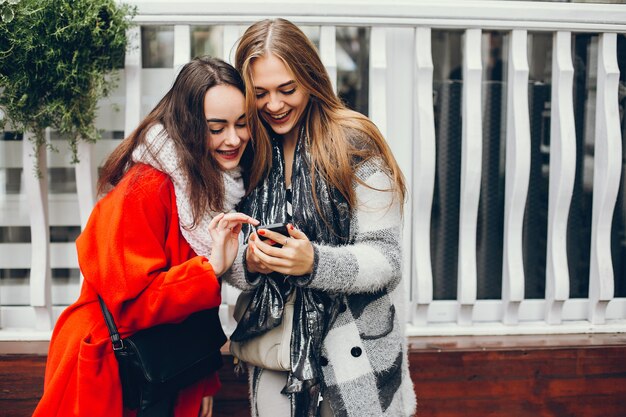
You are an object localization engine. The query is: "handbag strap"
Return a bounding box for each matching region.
[97,295,124,351]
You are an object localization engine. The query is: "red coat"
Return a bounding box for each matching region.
[33,164,223,417]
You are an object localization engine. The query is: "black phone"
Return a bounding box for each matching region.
[256,222,289,247]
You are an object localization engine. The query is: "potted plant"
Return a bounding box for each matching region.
[0,0,136,331]
[0,0,135,174]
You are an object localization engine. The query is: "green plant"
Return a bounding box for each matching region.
[0,0,135,174]
[0,0,19,23]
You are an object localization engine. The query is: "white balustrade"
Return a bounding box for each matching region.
[1,0,626,339]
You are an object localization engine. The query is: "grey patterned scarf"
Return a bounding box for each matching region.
[231,128,351,416]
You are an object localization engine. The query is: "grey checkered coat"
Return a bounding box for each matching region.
[225,159,417,417]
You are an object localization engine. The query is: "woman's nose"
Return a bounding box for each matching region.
[266,94,283,112]
[224,128,241,146]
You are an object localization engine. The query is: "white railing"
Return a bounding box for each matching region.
[1,0,625,340]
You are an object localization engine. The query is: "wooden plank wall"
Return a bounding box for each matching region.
[409,334,626,417]
[1,335,626,416]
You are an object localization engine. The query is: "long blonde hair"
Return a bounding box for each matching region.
[235,18,406,210]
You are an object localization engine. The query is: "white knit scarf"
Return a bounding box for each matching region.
[131,124,246,258]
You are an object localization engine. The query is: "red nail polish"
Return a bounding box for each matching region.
[289,224,294,230]
[258,230,265,235]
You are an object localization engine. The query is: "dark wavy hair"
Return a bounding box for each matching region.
[98,56,252,228]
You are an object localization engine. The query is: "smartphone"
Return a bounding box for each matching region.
[256,222,289,247]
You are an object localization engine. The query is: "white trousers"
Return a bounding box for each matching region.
[256,369,334,417]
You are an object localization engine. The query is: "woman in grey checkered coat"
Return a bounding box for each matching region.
[223,18,417,417]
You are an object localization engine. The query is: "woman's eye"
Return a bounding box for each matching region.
[236,123,247,129]
[282,88,296,95]
[255,92,267,98]
[209,128,224,134]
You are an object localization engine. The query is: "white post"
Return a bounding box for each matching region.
[174,25,191,77]
[124,26,142,138]
[369,27,387,137]
[457,28,482,325]
[412,27,436,325]
[320,26,338,93]
[502,30,531,325]
[588,33,620,324]
[545,31,576,325]
[223,25,242,64]
[75,141,97,230]
[22,132,53,331]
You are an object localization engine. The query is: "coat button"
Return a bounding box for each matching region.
[350,347,362,358]
[319,356,329,366]
[338,302,347,313]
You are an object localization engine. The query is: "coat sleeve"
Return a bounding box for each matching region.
[220,244,260,291]
[77,167,222,333]
[304,160,403,294]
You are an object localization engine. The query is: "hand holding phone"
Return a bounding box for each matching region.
[248,222,315,276]
[256,223,289,248]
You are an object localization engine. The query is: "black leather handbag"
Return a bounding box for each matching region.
[98,296,226,416]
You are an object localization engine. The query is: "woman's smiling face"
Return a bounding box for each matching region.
[250,53,310,141]
[204,84,250,170]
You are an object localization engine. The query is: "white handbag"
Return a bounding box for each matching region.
[229,291,294,371]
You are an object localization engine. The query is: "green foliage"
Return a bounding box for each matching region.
[0,0,135,172]
[0,1,19,24]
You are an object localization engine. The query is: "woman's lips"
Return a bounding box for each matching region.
[216,148,240,160]
[265,109,291,125]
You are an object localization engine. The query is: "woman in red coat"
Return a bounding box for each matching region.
[33,56,258,417]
